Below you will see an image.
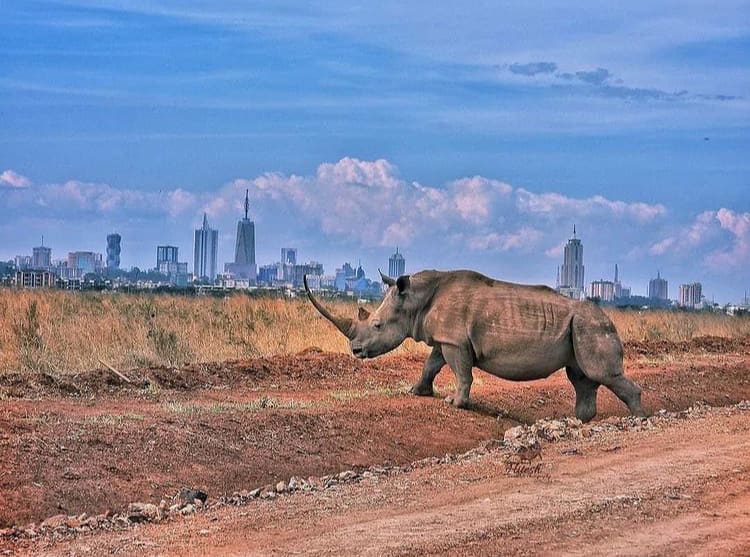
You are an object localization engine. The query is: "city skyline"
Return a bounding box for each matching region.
[1,3,748,303]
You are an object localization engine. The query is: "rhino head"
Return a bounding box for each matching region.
[303,271,412,359]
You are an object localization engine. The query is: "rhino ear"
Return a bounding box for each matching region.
[379,269,396,287]
[396,275,410,294]
[358,307,370,321]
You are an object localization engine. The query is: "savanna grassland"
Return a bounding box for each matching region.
[1,288,748,374]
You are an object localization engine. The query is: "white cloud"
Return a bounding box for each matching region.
[0,169,31,188]
[468,227,542,252]
[515,188,666,222]
[708,208,750,267]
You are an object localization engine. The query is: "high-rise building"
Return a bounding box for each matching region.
[67,251,103,276]
[388,247,405,278]
[14,255,32,270]
[106,233,121,270]
[157,245,179,266]
[194,213,219,281]
[32,240,52,270]
[281,248,297,266]
[225,191,257,281]
[648,271,669,301]
[590,280,616,302]
[557,226,584,299]
[678,282,703,308]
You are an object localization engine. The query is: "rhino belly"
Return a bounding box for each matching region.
[475,342,572,381]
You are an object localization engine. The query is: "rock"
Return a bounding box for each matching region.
[337,470,358,481]
[275,481,287,493]
[179,504,195,515]
[128,502,159,522]
[178,487,208,505]
[250,488,262,498]
[194,499,204,509]
[40,514,68,530]
[287,476,300,491]
[199,529,210,536]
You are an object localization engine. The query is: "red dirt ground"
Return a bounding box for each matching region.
[1,336,749,555]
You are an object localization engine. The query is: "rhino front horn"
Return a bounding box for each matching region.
[303,275,354,338]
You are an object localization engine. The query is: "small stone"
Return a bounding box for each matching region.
[180,504,195,515]
[338,470,358,481]
[40,514,68,530]
[249,488,262,497]
[169,504,181,513]
[287,477,300,491]
[128,502,159,522]
[199,529,210,536]
[194,499,204,509]
[275,481,287,493]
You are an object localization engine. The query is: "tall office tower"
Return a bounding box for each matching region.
[648,271,669,301]
[678,282,703,308]
[557,226,585,299]
[194,213,219,280]
[32,238,52,270]
[388,247,405,277]
[157,245,179,267]
[281,248,297,266]
[225,190,257,281]
[67,251,103,276]
[106,233,121,270]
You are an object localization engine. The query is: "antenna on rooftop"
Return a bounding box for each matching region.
[244,189,249,220]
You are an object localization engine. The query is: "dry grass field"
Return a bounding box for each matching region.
[1,289,748,375]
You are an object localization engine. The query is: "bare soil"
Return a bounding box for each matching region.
[1,336,750,556]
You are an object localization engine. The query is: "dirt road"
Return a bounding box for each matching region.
[17,405,750,556]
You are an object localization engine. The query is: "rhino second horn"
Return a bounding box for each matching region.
[303,275,354,338]
[379,269,396,287]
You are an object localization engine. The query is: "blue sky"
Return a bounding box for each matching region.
[1,1,749,302]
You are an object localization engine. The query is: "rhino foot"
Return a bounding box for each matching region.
[444,395,470,409]
[410,383,435,397]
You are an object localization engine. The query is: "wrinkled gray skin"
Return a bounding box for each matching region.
[303,269,645,422]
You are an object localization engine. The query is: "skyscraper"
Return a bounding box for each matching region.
[157,245,179,267]
[281,248,297,266]
[106,233,121,270]
[224,190,257,281]
[388,247,405,277]
[32,238,51,270]
[678,282,703,308]
[194,213,219,281]
[557,226,584,299]
[648,271,669,301]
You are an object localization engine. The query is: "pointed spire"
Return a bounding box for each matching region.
[573,224,576,238]
[244,189,249,220]
[203,212,208,229]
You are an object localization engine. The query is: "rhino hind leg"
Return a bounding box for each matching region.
[440,344,474,409]
[566,365,600,423]
[411,346,446,397]
[571,314,646,418]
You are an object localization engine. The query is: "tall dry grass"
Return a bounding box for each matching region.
[0,289,748,374]
[0,289,423,375]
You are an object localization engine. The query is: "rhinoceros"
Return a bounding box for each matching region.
[303,269,645,422]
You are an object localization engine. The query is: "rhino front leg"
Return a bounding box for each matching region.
[441,344,474,409]
[410,345,446,396]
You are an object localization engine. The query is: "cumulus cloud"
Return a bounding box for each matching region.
[648,208,750,268]
[468,227,542,252]
[515,189,666,222]
[0,169,31,188]
[0,178,198,217]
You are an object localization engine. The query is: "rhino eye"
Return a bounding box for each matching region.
[373,322,382,330]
